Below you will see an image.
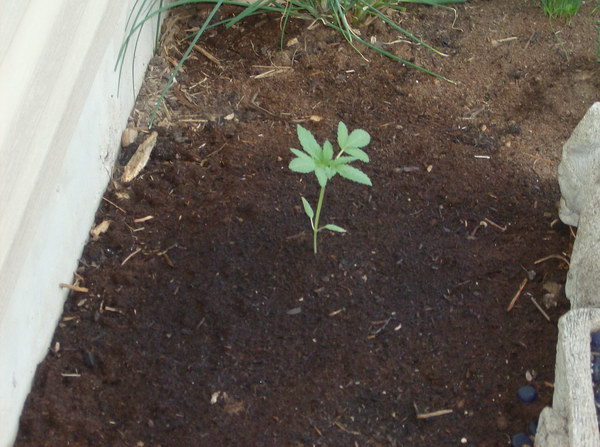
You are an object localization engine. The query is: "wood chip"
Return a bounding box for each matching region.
[121,131,158,183]
[121,128,138,147]
[90,220,110,241]
[59,283,89,293]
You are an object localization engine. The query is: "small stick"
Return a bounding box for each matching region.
[59,283,89,293]
[200,143,227,166]
[507,278,528,311]
[134,215,155,223]
[530,296,551,322]
[102,197,126,214]
[368,316,392,338]
[468,221,487,239]
[416,409,453,419]
[194,44,222,66]
[121,248,141,266]
[533,254,570,268]
[484,217,507,232]
[157,244,177,256]
[163,253,175,268]
[334,422,361,436]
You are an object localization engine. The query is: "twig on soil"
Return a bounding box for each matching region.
[285,231,307,241]
[530,296,551,322]
[194,44,222,67]
[121,248,141,266]
[329,308,345,317]
[311,423,323,436]
[367,316,392,339]
[507,278,528,312]
[195,318,206,330]
[534,254,570,268]
[334,422,361,436]
[491,37,518,47]
[416,409,453,419]
[59,283,89,293]
[200,143,227,167]
[467,220,487,239]
[484,217,507,232]
[133,215,154,223]
[102,197,126,214]
[163,253,175,268]
[157,243,177,256]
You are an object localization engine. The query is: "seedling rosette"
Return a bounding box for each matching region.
[289,121,372,254]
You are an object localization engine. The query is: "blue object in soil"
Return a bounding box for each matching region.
[592,331,600,349]
[512,433,533,447]
[517,385,538,403]
[592,357,600,383]
[528,420,538,436]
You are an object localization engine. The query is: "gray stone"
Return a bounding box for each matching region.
[565,182,600,308]
[558,102,600,227]
[536,309,600,447]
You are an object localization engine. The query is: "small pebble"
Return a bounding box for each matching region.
[512,433,533,447]
[528,420,538,436]
[517,385,538,403]
[592,357,600,383]
[595,389,600,409]
[591,331,600,349]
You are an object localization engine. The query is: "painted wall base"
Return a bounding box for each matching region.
[0,2,158,446]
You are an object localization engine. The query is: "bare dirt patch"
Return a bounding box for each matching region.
[16,1,598,446]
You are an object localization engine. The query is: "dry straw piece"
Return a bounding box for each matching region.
[121,131,158,183]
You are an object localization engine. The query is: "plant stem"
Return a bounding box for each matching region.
[313,184,327,254]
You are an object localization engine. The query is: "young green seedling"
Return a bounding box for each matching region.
[289,121,372,254]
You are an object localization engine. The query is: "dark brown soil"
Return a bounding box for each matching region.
[15,1,599,446]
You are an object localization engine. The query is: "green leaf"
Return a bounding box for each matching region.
[321,224,347,233]
[346,129,371,148]
[337,122,349,148]
[297,125,322,158]
[314,166,328,187]
[301,197,314,220]
[343,147,369,163]
[333,155,358,165]
[290,147,313,160]
[325,166,337,180]
[289,157,315,173]
[323,140,334,161]
[336,164,372,185]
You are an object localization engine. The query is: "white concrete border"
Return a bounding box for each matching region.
[537,103,600,446]
[537,309,600,447]
[0,2,159,446]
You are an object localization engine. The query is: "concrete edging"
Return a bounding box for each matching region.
[0,2,159,446]
[536,102,600,446]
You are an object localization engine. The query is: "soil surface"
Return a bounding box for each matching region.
[16,1,599,446]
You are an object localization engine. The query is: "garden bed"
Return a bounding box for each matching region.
[15,1,599,446]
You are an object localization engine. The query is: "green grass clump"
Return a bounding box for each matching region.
[540,0,582,20]
[118,0,466,126]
